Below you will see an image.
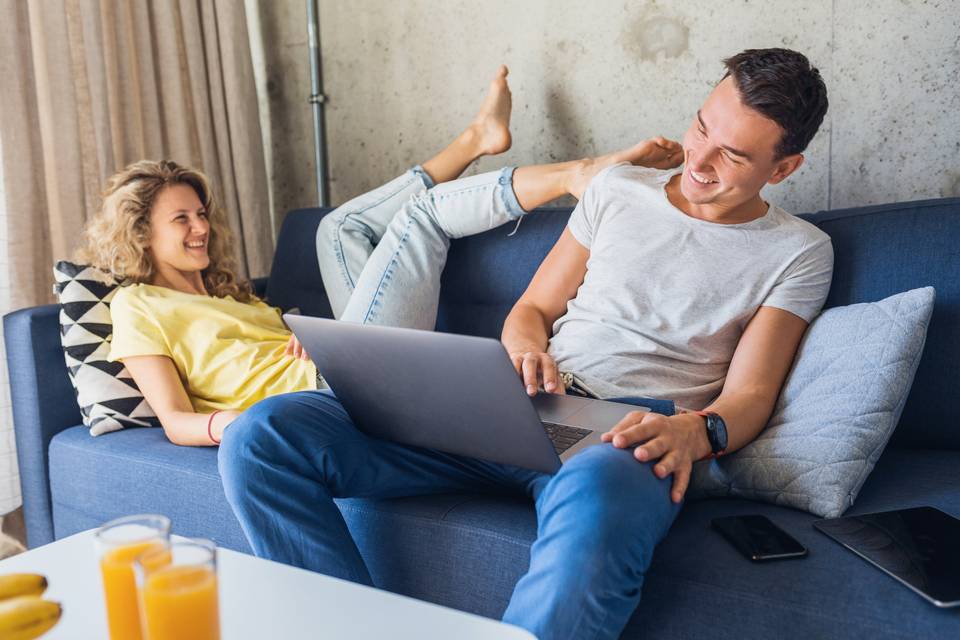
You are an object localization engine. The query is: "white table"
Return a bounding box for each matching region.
[0,529,536,639]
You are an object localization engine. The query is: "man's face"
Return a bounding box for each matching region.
[679,76,799,209]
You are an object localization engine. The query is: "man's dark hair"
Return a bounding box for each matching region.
[722,48,828,159]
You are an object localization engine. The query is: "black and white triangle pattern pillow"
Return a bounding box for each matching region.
[53,261,159,436]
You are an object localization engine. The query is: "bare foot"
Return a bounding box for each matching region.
[467,65,513,156]
[420,67,514,184]
[566,136,684,199]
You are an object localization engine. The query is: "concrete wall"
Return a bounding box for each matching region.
[256,0,960,220]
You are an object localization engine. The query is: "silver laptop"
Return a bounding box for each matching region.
[284,315,650,473]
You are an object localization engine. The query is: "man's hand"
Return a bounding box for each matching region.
[633,136,684,170]
[284,334,311,361]
[601,411,712,503]
[566,136,684,199]
[508,348,566,396]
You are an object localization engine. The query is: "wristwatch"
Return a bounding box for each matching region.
[694,410,728,459]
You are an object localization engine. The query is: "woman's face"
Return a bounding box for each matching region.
[146,184,211,274]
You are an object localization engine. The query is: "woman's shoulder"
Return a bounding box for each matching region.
[113,282,272,315]
[110,283,185,320]
[112,282,165,305]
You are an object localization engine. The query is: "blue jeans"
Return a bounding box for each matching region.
[219,391,683,640]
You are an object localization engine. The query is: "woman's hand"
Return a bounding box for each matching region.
[508,348,566,396]
[284,334,311,361]
[211,409,243,444]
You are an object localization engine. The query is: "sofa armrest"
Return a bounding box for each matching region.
[3,304,82,547]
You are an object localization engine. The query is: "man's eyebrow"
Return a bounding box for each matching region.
[697,110,752,161]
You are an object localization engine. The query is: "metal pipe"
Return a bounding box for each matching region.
[306,0,329,207]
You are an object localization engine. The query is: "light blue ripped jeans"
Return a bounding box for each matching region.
[316,165,525,327]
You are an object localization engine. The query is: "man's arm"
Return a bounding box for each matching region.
[602,305,810,502]
[501,228,589,395]
[694,305,810,451]
[502,134,682,394]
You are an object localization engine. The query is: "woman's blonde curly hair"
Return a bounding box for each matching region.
[75,159,254,302]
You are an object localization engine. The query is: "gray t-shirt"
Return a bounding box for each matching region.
[548,164,834,410]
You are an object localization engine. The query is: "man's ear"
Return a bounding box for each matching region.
[767,153,804,185]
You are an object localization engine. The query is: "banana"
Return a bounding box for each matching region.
[0,574,47,601]
[0,596,62,640]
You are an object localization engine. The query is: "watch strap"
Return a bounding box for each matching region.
[694,410,726,459]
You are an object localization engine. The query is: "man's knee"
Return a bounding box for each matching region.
[218,394,286,493]
[218,391,353,483]
[564,444,666,491]
[550,445,678,532]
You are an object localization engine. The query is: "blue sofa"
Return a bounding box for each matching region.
[6,198,960,638]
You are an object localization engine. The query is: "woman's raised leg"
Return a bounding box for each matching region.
[509,135,684,209]
[317,66,514,318]
[337,136,684,330]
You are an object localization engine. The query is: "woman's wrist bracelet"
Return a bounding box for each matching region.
[207,410,224,445]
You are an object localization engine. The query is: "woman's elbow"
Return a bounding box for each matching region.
[157,416,194,447]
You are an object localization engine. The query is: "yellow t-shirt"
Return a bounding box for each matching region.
[108,283,318,413]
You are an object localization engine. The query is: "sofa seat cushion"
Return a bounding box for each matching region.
[349,448,960,639]
[632,447,960,639]
[50,424,960,638]
[49,425,249,551]
[336,448,960,638]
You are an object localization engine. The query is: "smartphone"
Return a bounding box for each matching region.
[712,514,808,562]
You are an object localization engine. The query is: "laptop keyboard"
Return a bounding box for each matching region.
[541,422,593,455]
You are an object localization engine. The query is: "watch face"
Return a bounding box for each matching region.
[708,413,728,452]
[716,419,728,450]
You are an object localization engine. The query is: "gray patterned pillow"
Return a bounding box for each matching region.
[53,261,159,436]
[688,287,935,518]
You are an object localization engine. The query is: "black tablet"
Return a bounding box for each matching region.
[813,506,960,608]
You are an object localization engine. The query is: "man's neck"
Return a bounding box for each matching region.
[664,173,768,225]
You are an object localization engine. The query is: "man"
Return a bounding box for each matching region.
[219,48,832,640]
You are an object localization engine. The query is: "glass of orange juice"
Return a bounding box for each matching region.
[135,538,220,640]
[95,514,172,640]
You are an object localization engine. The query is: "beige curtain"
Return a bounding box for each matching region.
[0,0,274,520]
[4,0,274,274]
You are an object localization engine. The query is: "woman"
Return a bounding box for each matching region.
[78,66,682,446]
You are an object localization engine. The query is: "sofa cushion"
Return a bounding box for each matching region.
[265,207,571,340]
[689,287,936,517]
[805,198,960,450]
[436,209,569,338]
[357,451,960,639]
[264,209,334,318]
[52,261,159,435]
[343,449,960,639]
[628,448,960,639]
[49,426,247,550]
[49,423,960,638]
